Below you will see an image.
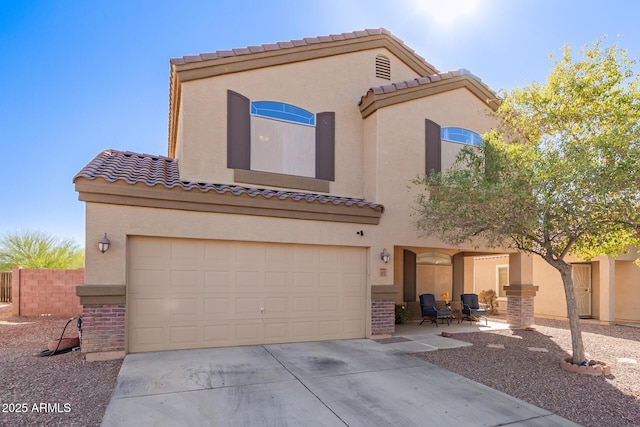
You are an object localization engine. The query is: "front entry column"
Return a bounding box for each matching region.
[504,253,539,328]
[452,253,474,301]
[598,256,615,324]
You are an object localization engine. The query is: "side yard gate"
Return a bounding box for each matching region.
[0,271,11,302]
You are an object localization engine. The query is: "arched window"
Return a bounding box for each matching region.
[416,251,452,265]
[441,127,482,146]
[251,101,315,126]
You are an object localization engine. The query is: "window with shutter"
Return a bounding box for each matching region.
[227,91,335,182]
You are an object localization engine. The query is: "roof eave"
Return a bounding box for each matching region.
[359,74,500,119]
[75,177,383,225]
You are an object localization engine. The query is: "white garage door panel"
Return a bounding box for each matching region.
[128,237,367,353]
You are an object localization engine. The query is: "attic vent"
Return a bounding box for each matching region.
[375,55,391,80]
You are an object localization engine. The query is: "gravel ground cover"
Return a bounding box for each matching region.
[415,318,640,427]
[0,312,121,427]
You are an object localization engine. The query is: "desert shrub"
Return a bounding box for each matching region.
[479,289,499,314]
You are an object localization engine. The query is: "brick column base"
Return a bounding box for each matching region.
[80,304,125,361]
[371,299,395,335]
[504,284,539,328]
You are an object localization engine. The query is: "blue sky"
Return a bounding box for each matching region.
[1,0,639,246]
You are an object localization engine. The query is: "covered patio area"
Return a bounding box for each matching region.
[389,246,538,330]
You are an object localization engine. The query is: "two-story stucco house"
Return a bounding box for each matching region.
[74,28,547,361]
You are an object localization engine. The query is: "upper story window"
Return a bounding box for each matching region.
[250,101,316,177]
[227,90,335,184]
[441,127,482,146]
[375,55,391,80]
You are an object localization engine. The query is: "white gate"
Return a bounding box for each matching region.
[572,264,592,318]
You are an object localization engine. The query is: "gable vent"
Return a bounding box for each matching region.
[375,55,391,80]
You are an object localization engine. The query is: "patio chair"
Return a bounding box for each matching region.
[460,293,488,325]
[419,293,451,326]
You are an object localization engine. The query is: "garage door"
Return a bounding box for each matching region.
[127,236,367,353]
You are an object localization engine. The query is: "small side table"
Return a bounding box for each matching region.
[448,307,462,324]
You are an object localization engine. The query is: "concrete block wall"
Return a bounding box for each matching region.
[11,267,84,317]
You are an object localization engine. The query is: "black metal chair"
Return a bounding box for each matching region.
[419,294,451,326]
[460,293,488,325]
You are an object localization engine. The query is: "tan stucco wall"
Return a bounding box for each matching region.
[591,261,601,319]
[175,48,421,199]
[365,88,501,291]
[529,256,567,318]
[370,88,495,240]
[416,265,452,302]
[84,202,390,284]
[473,255,509,294]
[167,47,502,297]
[615,261,640,322]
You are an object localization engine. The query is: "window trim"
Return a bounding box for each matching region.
[234,169,330,193]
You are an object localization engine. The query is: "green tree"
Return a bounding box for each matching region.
[413,39,640,365]
[0,230,84,271]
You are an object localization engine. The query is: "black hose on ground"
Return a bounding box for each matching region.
[33,315,80,357]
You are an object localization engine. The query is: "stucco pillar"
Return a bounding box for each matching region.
[509,252,534,284]
[505,253,539,328]
[452,254,474,300]
[598,256,615,324]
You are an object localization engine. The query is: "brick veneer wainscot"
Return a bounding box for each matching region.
[371,299,395,335]
[80,304,125,353]
[507,296,535,328]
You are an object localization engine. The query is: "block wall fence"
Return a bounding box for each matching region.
[11,267,84,317]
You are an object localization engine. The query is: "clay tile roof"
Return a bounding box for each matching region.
[363,68,494,99]
[74,150,383,211]
[169,28,433,71]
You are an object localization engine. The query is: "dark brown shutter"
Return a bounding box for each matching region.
[425,119,441,175]
[315,112,335,181]
[403,250,417,302]
[227,90,251,170]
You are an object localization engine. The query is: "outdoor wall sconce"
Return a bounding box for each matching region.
[98,233,111,254]
[381,248,390,263]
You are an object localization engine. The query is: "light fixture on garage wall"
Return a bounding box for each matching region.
[381,248,390,263]
[98,233,111,254]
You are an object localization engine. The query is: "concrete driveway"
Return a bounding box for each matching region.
[101,335,580,427]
